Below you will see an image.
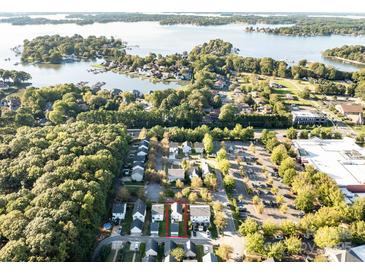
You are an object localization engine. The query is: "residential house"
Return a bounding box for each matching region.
[0,81,9,90]
[139,139,150,150]
[164,255,177,262]
[133,154,146,163]
[150,222,159,237]
[184,240,197,258]
[164,240,177,256]
[130,218,143,235]
[201,161,210,178]
[131,168,144,182]
[194,142,204,154]
[182,141,192,155]
[169,142,179,160]
[168,168,185,183]
[325,245,365,262]
[190,205,211,227]
[112,202,126,222]
[188,167,200,180]
[170,223,179,236]
[142,256,156,262]
[151,204,164,222]
[203,252,218,262]
[336,103,364,125]
[145,239,159,256]
[132,199,146,222]
[137,146,149,156]
[171,202,183,222]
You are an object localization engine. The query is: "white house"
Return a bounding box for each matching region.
[169,142,179,160]
[182,141,192,155]
[130,218,143,235]
[168,168,185,182]
[112,202,126,222]
[132,199,146,222]
[171,202,183,222]
[145,239,158,256]
[137,146,149,156]
[201,161,210,178]
[151,204,164,222]
[190,205,211,225]
[131,168,144,182]
[150,222,159,237]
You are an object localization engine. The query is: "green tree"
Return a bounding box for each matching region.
[245,232,265,255]
[314,226,341,248]
[270,144,288,165]
[203,133,214,154]
[239,218,259,236]
[216,244,232,261]
[284,236,302,255]
[171,247,185,262]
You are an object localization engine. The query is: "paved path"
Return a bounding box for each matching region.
[213,169,237,236]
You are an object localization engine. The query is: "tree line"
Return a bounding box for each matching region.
[0,122,130,261]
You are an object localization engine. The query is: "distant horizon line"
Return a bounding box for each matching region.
[1,11,365,15]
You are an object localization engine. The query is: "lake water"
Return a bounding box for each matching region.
[0,21,365,92]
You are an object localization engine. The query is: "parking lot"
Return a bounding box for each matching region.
[224,141,302,225]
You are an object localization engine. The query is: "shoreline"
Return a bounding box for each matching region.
[322,55,365,66]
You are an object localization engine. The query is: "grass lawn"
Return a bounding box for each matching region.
[159,219,167,236]
[196,245,204,262]
[105,249,116,262]
[121,204,133,235]
[143,207,152,235]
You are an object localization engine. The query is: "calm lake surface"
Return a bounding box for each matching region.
[0,21,365,92]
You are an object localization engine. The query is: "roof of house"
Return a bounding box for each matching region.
[339,103,363,114]
[169,142,180,149]
[152,204,164,216]
[190,205,211,218]
[350,245,365,262]
[203,252,218,262]
[171,202,183,215]
[194,142,204,149]
[164,255,177,262]
[146,239,158,253]
[133,162,145,169]
[150,222,159,232]
[132,168,144,177]
[325,247,363,262]
[133,199,146,216]
[201,161,210,175]
[140,139,150,147]
[168,169,185,178]
[184,240,197,254]
[137,146,149,154]
[182,141,192,148]
[134,154,146,163]
[171,223,179,234]
[142,255,156,262]
[112,202,126,214]
[164,240,177,256]
[131,218,144,230]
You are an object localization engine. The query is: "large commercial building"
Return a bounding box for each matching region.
[293,137,365,203]
[292,110,328,126]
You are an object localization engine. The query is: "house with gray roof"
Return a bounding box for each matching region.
[130,218,143,235]
[164,240,177,256]
[184,240,197,258]
[142,255,156,262]
[203,252,218,262]
[132,199,146,222]
[112,202,126,222]
[164,255,177,262]
[145,239,159,257]
[131,168,144,182]
[150,222,159,236]
[151,204,164,222]
[137,146,149,156]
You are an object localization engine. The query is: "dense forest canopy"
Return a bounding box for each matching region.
[323,45,365,64]
[21,34,126,64]
[0,122,129,261]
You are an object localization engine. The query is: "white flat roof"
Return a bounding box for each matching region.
[293,137,365,187]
